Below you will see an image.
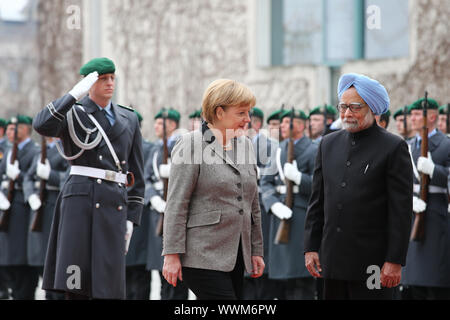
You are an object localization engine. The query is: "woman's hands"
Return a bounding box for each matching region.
[162,254,183,287]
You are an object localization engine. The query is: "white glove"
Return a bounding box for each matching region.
[0,192,10,211]
[1,180,9,190]
[36,159,51,180]
[69,71,99,100]
[150,195,166,214]
[28,194,42,211]
[125,220,133,254]
[283,160,302,185]
[270,202,292,220]
[413,196,427,213]
[256,166,260,180]
[448,203,450,213]
[159,163,171,179]
[6,160,20,181]
[417,152,435,178]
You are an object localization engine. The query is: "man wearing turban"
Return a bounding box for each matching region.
[304,73,413,299]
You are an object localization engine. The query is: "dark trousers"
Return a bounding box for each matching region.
[0,267,10,299]
[403,285,450,300]
[282,277,316,300]
[126,265,151,300]
[242,274,285,300]
[323,278,394,300]
[159,271,189,300]
[182,247,245,300]
[3,266,39,300]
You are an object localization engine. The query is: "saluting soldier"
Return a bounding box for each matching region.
[23,137,68,300]
[0,115,41,299]
[125,110,153,300]
[402,97,450,300]
[260,109,318,300]
[308,105,337,143]
[144,108,189,300]
[33,57,145,300]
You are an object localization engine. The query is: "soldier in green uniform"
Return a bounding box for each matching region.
[393,106,415,142]
[266,109,284,141]
[438,104,449,136]
[308,105,337,143]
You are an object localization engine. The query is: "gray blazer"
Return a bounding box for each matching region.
[162,128,264,274]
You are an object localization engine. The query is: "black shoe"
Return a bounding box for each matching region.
[0,289,10,300]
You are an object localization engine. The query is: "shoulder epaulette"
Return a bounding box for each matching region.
[117,104,134,112]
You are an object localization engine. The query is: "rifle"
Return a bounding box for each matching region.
[279,104,285,142]
[275,107,295,244]
[155,109,169,236]
[30,136,47,232]
[403,105,408,138]
[446,103,449,135]
[410,92,429,242]
[323,104,328,136]
[0,117,19,231]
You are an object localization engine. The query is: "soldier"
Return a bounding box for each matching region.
[402,97,450,299]
[125,110,153,300]
[266,109,284,141]
[438,104,449,136]
[393,106,415,141]
[0,115,41,299]
[188,109,202,132]
[23,136,68,300]
[308,105,337,143]
[375,110,391,129]
[33,57,145,300]
[144,108,189,300]
[243,107,282,300]
[260,109,318,300]
[0,118,11,160]
[0,117,10,299]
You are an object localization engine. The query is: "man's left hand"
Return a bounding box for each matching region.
[380,262,402,288]
[250,256,265,278]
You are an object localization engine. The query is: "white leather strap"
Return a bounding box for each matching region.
[70,165,127,184]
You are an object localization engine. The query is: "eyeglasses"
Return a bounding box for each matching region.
[336,103,367,113]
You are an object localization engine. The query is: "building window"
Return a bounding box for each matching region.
[258,0,409,67]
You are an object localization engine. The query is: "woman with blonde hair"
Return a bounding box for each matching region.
[162,79,265,300]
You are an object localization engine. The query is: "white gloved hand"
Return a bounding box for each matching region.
[69,71,99,100]
[0,192,10,211]
[36,159,51,180]
[283,160,302,185]
[28,194,42,211]
[256,166,260,180]
[270,202,293,220]
[448,203,450,214]
[417,152,435,178]
[150,195,166,214]
[1,180,9,190]
[125,220,133,254]
[413,196,427,213]
[159,163,171,179]
[6,160,20,181]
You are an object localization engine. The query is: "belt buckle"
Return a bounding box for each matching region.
[104,170,116,182]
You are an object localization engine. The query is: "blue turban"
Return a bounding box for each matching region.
[337,73,390,115]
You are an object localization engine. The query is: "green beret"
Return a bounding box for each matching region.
[409,97,440,111]
[80,57,115,76]
[7,115,32,126]
[0,118,7,128]
[280,109,308,121]
[309,105,337,118]
[439,104,449,115]
[382,110,391,117]
[189,109,202,119]
[250,107,264,120]
[133,110,143,122]
[154,108,180,123]
[266,109,283,124]
[393,106,411,119]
